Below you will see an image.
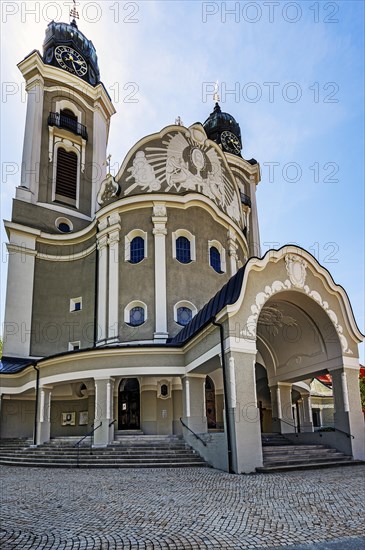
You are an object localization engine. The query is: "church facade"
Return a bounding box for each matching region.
[1,20,364,473]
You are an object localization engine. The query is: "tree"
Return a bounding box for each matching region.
[360,374,365,410]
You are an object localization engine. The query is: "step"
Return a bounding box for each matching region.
[257,460,363,473]
[0,459,208,469]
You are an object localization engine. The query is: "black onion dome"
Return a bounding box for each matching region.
[43,20,100,85]
[203,103,242,146]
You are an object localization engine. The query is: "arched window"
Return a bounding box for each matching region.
[55,147,78,203]
[177,307,193,326]
[125,230,147,263]
[210,246,222,273]
[129,307,145,326]
[130,236,145,264]
[176,236,191,264]
[124,301,147,327]
[208,240,226,273]
[174,301,197,326]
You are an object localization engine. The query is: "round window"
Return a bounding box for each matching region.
[58,222,71,233]
[56,217,73,233]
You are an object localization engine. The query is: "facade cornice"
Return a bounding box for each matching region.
[4,220,96,246]
[17,50,116,119]
[227,155,261,185]
[95,193,248,255]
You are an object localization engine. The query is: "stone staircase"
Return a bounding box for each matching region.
[257,433,362,472]
[0,435,208,469]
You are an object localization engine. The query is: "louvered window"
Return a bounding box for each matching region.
[55,148,78,203]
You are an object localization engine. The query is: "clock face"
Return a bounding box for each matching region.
[54,46,88,77]
[221,131,241,155]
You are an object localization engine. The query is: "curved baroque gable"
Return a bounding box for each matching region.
[115,124,242,225]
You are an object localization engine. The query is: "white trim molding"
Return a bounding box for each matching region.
[68,341,81,351]
[70,297,82,313]
[208,239,226,273]
[125,229,148,262]
[172,229,196,262]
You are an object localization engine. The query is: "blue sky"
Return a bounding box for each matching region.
[0,0,364,359]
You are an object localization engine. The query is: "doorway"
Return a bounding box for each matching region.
[118,378,140,430]
[205,376,217,429]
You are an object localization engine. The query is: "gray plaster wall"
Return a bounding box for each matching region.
[50,398,92,437]
[118,208,155,341]
[183,429,229,471]
[12,200,91,235]
[166,206,233,338]
[0,399,35,438]
[31,252,96,356]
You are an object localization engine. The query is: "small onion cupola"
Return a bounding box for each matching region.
[203,103,243,156]
[43,19,100,86]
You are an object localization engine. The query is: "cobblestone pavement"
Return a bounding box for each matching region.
[1,465,364,549]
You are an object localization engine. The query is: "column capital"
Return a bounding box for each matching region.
[153,227,167,236]
[108,212,121,227]
[97,234,108,250]
[152,203,167,218]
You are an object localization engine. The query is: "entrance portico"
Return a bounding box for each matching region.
[1,246,364,472]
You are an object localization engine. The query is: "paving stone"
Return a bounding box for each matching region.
[0,465,364,549]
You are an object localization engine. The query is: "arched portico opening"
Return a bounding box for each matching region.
[118,378,140,430]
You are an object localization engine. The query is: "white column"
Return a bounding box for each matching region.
[249,177,261,257]
[92,109,108,215]
[330,363,365,460]
[228,350,263,473]
[96,223,108,345]
[270,383,294,433]
[299,394,314,432]
[181,375,206,433]
[184,377,191,417]
[108,213,121,343]
[227,230,238,276]
[36,386,52,445]
[19,80,44,203]
[3,231,37,357]
[152,204,168,340]
[93,378,115,446]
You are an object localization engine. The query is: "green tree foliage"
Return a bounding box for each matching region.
[360,374,365,410]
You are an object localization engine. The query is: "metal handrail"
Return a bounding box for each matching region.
[74,422,102,468]
[109,419,117,427]
[48,111,88,140]
[272,416,298,435]
[317,426,355,439]
[180,418,207,447]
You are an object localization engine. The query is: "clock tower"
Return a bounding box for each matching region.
[14,18,115,233]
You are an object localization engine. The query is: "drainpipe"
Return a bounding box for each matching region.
[33,363,40,446]
[212,318,233,474]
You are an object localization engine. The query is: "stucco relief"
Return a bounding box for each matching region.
[97,174,120,206]
[303,285,353,355]
[241,280,292,339]
[122,129,241,223]
[258,304,297,336]
[285,254,307,288]
[241,276,353,355]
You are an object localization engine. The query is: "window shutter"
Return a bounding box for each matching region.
[56,148,78,200]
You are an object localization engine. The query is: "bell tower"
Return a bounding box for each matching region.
[203,103,261,257]
[15,16,115,232]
